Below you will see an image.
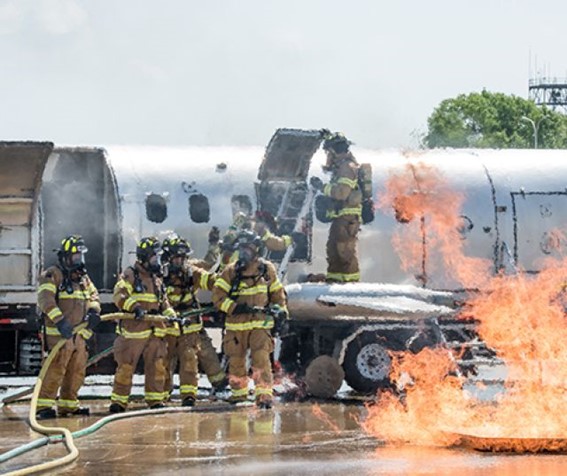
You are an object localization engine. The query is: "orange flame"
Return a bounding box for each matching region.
[311,403,342,434]
[364,162,567,451]
[379,161,490,288]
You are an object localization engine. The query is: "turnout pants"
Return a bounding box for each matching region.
[111,335,167,408]
[326,215,361,282]
[223,328,274,403]
[37,334,88,414]
[197,329,226,388]
[164,333,200,400]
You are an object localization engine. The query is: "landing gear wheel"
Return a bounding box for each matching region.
[342,333,392,394]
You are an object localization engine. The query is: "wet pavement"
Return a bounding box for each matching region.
[3,399,567,475]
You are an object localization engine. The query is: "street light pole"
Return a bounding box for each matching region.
[521,115,547,149]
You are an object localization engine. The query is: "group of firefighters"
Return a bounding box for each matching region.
[33,131,364,419]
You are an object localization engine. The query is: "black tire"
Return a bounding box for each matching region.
[342,332,393,394]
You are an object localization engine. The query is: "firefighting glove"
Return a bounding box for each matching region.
[55,317,74,339]
[319,128,331,139]
[86,308,101,330]
[208,226,220,244]
[270,305,289,335]
[133,306,146,320]
[274,317,289,336]
[233,303,253,315]
[309,176,324,191]
[268,304,288,321]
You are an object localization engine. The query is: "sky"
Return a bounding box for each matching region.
[1,0,566,149]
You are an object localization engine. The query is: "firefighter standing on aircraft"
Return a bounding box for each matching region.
[36,235,101,419]
[110,237,175,413]
[161,235,226,406]
[212,230,288,409]
[313,132,362,283]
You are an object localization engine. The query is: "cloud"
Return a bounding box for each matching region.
[36,0,87,35]
[0,0,25,35]
[0,0,87,36]
[129,59,169,84]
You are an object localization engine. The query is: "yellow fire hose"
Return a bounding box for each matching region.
[5,312,176,476]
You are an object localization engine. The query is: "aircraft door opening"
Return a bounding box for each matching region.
[255,129,323,263]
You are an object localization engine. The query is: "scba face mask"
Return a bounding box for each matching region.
[238,246,257,266]
[167,256,185,276]
[69,252,85,268]
[147,253,162,274]
[65,252,87,276]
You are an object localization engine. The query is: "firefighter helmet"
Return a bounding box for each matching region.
[236,230,262,266]
[322,132,351,154]
[136,236,162,274]
[162,235,192,262]
[57,235,88,271]
[221,229,239,252]
[136,236,161,262]
[236,230,262,250]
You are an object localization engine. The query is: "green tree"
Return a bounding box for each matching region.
[424,90,567,149]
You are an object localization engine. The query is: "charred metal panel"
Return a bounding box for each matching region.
[256,129,322,263]
[0,142,53,291]
[258,128,322,181]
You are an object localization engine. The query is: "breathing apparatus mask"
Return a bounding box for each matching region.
[238,245,257,266]
[146,253,162,274]
[136,237,163,275]
[236,230,262,268]
[161,235,192,281]
[57,235,88,277]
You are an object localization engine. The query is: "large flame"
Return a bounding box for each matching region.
[379,161,490,288]
[364,161,567,452]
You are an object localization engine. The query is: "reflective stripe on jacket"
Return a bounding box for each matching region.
[212,258,287,331]
[165,264,216,336]
[113,263,174,338]
[323,154,362,219]
[37,265,100,336]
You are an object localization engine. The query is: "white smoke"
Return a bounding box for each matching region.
[0,1,23,35]
[37,0,88,35]
[0,0,87,36]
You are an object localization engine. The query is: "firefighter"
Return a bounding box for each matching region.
[36,235,101,419]
[215,212,292,269]
[218,228,239,271]
[161,235,226,406]
[253,210,293,253]
[212,230,288,409]
[109,237,176,413]
[202,226,221,269]
[316,132,362,283]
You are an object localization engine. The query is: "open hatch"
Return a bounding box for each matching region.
[256,128,323,262]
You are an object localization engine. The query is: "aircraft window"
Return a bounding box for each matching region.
[231,195,252,217]
[146,194,167,223]
[189,193,210,223]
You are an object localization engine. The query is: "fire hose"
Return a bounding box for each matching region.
[0,309,214,476]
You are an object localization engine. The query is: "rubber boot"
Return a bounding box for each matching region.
[109,403,126,414]
[36,408,57,420]
[182,396,195,407]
